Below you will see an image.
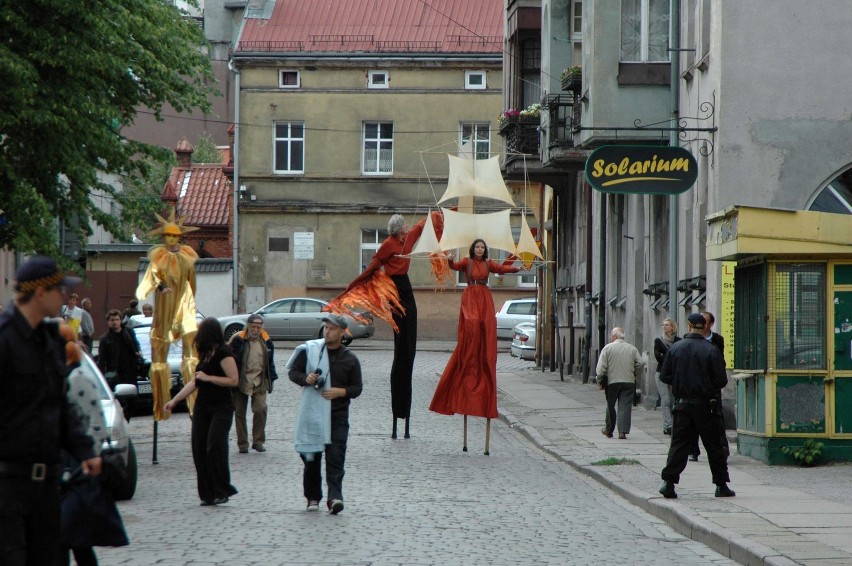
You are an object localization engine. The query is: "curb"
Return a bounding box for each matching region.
[497,406,794,566]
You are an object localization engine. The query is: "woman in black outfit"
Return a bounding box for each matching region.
[165,318,239,506]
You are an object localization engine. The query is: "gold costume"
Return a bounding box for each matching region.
[135,212,200,421]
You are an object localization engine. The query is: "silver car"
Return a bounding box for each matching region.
[510,322,537,361]
[79,353,139,501]
[496,298,536,340]
[217,298,375,344]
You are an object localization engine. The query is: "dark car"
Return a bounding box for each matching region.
[217,297,375,344]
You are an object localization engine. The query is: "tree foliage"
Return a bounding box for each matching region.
[0,0,216,263]
[192,132,223,164]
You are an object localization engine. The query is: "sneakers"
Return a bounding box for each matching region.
[659,481,677,499]
[328,499,344,515]
[601,427,613,438]
[715,484,736,497]
[306,500,319,512]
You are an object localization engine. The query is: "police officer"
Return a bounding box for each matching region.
[0,256,102,564]
[658,312,735,499]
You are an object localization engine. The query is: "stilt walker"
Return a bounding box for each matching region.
[135,208,200,463]
[329,212,442,440]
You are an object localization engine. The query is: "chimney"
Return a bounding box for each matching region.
[175,137,193,168]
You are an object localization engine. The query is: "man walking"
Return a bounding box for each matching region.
[596,327,644,439]
[287,314,362,514]
[97,309,143,420]
[659,312,735,499]
[0,256,102,564]
[229,314,278,454]
[79,297,95,353]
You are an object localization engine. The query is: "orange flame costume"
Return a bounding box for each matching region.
[135,209,200,421]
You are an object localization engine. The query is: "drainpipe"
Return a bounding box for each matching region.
[598,193,607,354]
[582,179,593,384]
[229,60,241,314]
[668,0,681,329]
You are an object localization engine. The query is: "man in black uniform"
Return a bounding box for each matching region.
[659,312,735,499]
[0,256,102,565]
[288,313,362,515]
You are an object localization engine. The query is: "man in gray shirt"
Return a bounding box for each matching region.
[596,327,644,440]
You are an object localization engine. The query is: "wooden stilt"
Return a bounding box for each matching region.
[484,418,491,456]
[391,418,398,439]
[463,415,468,452]
[404,416,410,439]
[152,421,159,464]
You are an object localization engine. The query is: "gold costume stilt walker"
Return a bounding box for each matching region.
[136,209,200,423]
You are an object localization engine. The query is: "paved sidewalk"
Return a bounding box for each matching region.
[494,365,852,566]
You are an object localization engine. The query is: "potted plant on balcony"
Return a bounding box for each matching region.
[561,65,582,92]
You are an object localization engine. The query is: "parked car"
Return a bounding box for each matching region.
[127,313,204,411]
[217,298,375,344]
[79,353,139,501]
[510,322,537,360]
[496,297,536,340]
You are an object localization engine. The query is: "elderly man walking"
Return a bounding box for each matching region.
[596,327,644,440]
[229,314,278,454]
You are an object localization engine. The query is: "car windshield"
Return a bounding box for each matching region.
[134,325,183,365]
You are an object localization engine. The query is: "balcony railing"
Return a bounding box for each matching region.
[499,116,540,164]
[543,94,579,150]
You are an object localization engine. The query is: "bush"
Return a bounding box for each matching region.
[781,439,824,466]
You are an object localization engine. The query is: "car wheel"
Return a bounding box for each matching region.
[224,324,243,342]
[113,439,138,501]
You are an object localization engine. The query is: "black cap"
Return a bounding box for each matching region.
[321,313,348,329]
[14,256,81,292]
[247,313,264,325]
[687,312,706,328]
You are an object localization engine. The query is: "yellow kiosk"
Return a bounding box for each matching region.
[707,205,852,463]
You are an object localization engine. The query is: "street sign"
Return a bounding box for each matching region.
[585,145,698,195]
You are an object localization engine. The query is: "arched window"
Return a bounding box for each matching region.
[809,168,852,214]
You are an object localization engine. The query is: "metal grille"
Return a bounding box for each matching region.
[770,263,826,370]
[734,263,767,370]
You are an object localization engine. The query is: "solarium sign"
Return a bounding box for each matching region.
[585,145,698,195]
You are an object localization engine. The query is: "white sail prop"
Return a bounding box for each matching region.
[439,208,517,256]
[516,213,544,259]
[404,211,443,256]
[438,155,516,206]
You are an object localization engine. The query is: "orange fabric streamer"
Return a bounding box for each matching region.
[327,270,405,333]
[429,254,454,289]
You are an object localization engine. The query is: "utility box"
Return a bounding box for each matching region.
[707,206,852,464]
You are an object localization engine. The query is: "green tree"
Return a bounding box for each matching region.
[0,0,217,263]
[192,132,223,164]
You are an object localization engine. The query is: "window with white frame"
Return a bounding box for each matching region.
[362,122,393,175]
[460,123,491,160]
[360,228,389,271]
[571,1,583,37]
[620,0,670,62]
[465,70,486,90]
[274,122,304,174]
[368,70,389,89]
[279,70,300,88]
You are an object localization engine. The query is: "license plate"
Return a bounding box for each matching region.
[138,382,152,394]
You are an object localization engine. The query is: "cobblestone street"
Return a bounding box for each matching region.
[97,342,734,565]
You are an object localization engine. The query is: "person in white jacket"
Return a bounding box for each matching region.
[596,327,645,440]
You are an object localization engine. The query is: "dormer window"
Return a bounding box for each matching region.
[368,70,389,89]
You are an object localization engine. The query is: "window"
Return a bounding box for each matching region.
[521,38,541,108]
[773,264,825,370]
[621,0,670,62]
[368,71,389,89]
[465,70,486,90]
[571,1,583,37]
[274,122,304,174]
[362,122,393,174]
[361,228,389,271]
[460,123,491,160]
[279,70,300,88]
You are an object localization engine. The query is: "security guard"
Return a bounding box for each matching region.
[0,256,101,564]
[658,312,734,499]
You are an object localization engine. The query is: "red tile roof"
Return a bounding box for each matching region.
[166,164,232,228]
[237,0,503,55]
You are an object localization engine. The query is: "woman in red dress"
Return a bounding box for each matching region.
[429,239,520,452]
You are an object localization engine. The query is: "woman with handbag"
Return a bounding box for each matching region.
[164,318,239,506]
[654,318,680,435]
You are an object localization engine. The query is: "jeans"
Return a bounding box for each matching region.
[655,371,673,430]
[301,417,349,502]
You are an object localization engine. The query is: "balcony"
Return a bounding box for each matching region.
[499,116,540,167]
[541,94,581,167]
